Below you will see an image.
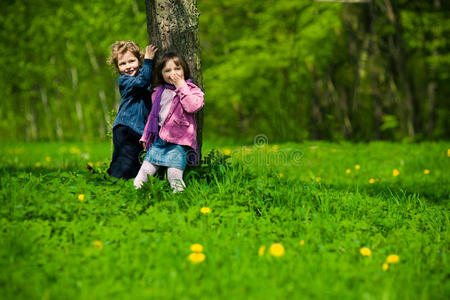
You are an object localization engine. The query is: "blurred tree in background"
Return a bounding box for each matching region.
[0,0,448,142]
[0,0,148,141]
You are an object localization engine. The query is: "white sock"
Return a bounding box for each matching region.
[134,161,159,189]
[167,167,186,193]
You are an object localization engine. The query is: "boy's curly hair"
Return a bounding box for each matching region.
[107,41,144,70]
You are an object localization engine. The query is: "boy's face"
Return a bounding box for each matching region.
[118,51,139,76]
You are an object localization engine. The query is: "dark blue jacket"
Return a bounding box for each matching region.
[113,59,153,135]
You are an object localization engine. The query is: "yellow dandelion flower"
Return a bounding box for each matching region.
[188,252,205,264]
[299,240,305,246]
[447,149,450,157]
[315,177,321,182]
[355,164,361,170]
[200,207,211,214]
[269,243,285,257]
[279,173,284,178]
[382,263,389,271]
[222,148,231,156]
[258,245,266,256]
[360,247,371,256]
[386,254,400,264]
[95,161,101,167]
[34,162,42,167]
[45,156,51,162]
[424,169,430,175]
[346,169,351,174]
[190,243,204,253]
[393,169,400,177]
[93,240,103,249]
[70,147,81,154]
[87,162,94,168]
[369,178,375,184]
[14,147,24,154]
[78,194,85,201]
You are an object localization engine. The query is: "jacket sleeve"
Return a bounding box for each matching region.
[119,59,153,99]
[140,117,150,144]
[175,82,204,113]
[139,91,157,147]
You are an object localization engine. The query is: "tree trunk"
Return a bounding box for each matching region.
[50,55,64,141]
[307,62,324,139]
[384,0,416,138]
[425,81,436,136]
[70,67,86,141]
[40,86,54,141]
[86,40,109,139]
[145,0,204,165]
[27,91,38,141]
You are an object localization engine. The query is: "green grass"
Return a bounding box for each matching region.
[0,141,449,299]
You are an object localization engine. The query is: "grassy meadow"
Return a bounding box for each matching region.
[0,141,449,299]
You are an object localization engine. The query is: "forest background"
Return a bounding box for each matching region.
[0,0,449,144]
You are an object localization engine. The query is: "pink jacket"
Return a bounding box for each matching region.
[140,81,204,152]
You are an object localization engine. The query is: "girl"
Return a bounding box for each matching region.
[106,41,157,179]
[134,52,204,192]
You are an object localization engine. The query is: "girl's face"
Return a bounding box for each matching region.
[118,51,139,76]
[162,59,184,84]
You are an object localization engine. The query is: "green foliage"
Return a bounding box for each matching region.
[0,0,148,141]
[200,0,342,141]
[0,141,448,299]
[0,0,448,142]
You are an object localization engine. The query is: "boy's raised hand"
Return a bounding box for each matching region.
[145,44,158,59]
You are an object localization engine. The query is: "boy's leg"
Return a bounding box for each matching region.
[134,161,159,189]
[167,167,186,193]
[108,125,142,179]
[107,125,126,177]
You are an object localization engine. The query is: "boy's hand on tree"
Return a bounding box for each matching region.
[145,45,158,59]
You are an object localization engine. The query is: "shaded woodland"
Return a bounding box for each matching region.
[0,0,448,142]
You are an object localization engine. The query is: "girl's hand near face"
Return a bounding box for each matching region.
[144,44,158,59]
[169,73,186,88]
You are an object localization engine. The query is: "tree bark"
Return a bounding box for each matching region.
[145,0,204,165]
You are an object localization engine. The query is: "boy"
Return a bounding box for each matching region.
[107,41,157,179]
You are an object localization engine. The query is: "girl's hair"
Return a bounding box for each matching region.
[107,41,144,70]
[154,52,191,86]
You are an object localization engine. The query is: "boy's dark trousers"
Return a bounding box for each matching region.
[107,125,142,180]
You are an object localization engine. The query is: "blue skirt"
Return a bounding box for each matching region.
[144,136,188,170]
